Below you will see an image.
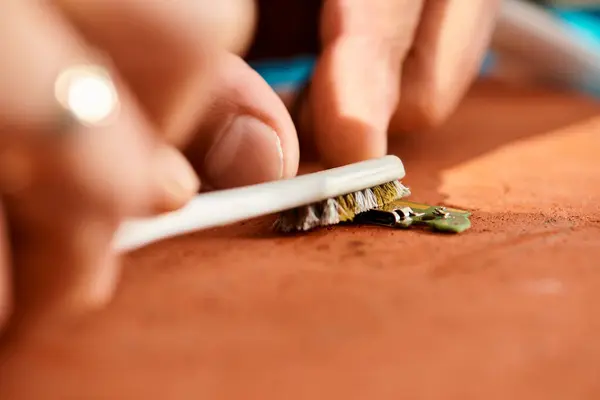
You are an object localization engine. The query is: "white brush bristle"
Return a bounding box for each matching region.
[322,198,341,226]
[274,180,411,232]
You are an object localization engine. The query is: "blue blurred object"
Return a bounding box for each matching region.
[250,2,600,96]
[249,56,316,90]
[552,7,600,46]
[546,6,600,95]
[251,53,496,91]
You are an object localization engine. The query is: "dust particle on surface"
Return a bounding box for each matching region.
[316,244,330,251]
[354,249,367,257]
[347,240,366,248]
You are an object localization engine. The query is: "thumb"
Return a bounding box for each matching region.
[183,52,299,190]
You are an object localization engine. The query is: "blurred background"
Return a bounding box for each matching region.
[251,0,600,99]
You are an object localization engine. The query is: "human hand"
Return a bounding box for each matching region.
[246,0,501,167]
[0,0,300,332]
[0,0,501,333]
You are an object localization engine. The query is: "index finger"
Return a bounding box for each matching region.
[309,0,425,167]
[56,0,257,146]
[0,0,159,323]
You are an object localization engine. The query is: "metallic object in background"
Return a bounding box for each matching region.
[531,0,600,8]
[492,0,600,94]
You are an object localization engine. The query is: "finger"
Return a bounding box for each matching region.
[0,1,161,321]
[55,0,254,209]
[305,0,425,167]
[0,203,11,330]
[184,52,299,189]
[390,0,501,132]
[150,145,200,214]
[56,0,257,147]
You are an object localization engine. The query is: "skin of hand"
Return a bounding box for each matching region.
[0,0,500,334]
[247,0,502,167]
[0,0,299,333]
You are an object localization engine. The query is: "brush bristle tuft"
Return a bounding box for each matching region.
[274,180,411,232]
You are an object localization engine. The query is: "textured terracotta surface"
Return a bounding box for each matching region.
[2,80,600,399]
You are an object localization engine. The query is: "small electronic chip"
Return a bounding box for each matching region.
[354,200,471,233]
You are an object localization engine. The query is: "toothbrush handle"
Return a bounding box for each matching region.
[114,155,405,252]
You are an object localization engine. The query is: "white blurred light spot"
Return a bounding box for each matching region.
[67,75,116,123]
[55,65,119,126]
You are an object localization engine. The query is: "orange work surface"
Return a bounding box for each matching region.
[2,80,600,399]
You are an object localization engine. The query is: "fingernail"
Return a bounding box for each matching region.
[156,146,200,211]
[204,115,284,188]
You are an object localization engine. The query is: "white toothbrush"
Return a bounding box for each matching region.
[114,155,406,252]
